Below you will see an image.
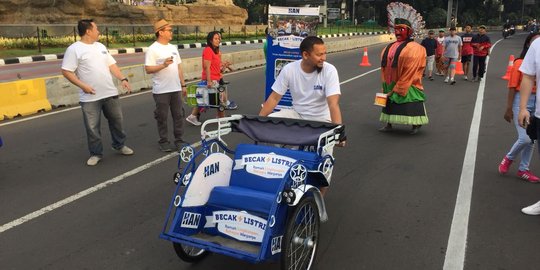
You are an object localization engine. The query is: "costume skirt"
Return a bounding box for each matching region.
[380,101,429,125]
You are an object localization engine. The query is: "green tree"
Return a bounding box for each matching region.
[425,7,446,28]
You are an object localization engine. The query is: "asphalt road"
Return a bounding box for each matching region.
[2,32,540,270]
[0,35,369,82]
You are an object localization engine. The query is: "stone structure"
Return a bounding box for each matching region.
[0,0,248,25]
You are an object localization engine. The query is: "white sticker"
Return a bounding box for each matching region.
[271,235,283,255]
[180,212,201,229]
[212,211,267,242]
[236,153,296,179]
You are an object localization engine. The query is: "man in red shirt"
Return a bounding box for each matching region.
[471,25,492,82]
[460,25,474,81]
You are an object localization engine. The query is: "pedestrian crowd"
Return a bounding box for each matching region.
[61,19,241,166]
[420,25,491,84]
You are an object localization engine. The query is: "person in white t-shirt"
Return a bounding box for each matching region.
[259,36,343,125]
[259,36,344,195]
[145,19,188,152]
[61,19,134,166]
[518,37,540,215]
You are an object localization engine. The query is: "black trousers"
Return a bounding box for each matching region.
[153,91,184,145]
[473,55,487,79]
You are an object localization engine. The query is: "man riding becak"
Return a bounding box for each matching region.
[379,2,428,135]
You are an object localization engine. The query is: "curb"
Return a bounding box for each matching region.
[0,32,387,66]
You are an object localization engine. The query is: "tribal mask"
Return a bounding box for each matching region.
[394,25,411,41]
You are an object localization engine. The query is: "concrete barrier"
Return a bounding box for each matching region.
[1,34,395,120]
[0,78,52,120]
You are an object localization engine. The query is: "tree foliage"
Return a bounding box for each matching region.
[240,0,539,26]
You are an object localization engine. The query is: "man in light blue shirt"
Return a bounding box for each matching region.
[443,27,462,85]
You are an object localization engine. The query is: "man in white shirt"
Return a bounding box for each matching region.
[259,36,343,125]
[61,19,134,166]
[259,36,344,195]
[145,19,188,152]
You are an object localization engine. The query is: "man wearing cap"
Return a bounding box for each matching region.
[145,19,188,152]
[471,25,492,82]
[435,29,446,76]
[61,19,134,166]
[442,26,462,85]
[379,16,428,134]
[460,25,474,80]
[420,30,437,80]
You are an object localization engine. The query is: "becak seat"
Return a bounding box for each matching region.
[207,143,320,216]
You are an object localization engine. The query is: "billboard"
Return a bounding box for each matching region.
[265,6,320,109]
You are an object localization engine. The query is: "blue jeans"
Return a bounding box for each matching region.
[80,96,126,156]
[506,94,536,171]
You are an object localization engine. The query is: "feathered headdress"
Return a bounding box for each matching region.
[387,2,425,37]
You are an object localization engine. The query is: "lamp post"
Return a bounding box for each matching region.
[352,0,356,25]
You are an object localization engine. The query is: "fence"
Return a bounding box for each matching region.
[0,24,268,52]
[0,23,385,55]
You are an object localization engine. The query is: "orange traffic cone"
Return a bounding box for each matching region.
[501,55,515,80]
[454,61,464,75]
[359,47,371,67]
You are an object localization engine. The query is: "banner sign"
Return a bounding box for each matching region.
[211,210,267,242]
[265,6,320,110]
[234,153,297,179]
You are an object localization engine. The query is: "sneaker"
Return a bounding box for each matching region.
[472,77,478,82]
[518,170,540,183]
[435,72,444,76]
[226,100,238,110]
[522,200,540,215]
[444,77,449,83]
[450,79,456,85]
[87,155,102,166]
[410,125,421,135]
[498,156,513,174]
[186,114,202,126]
[429,76,434,81]
[463,76,468,81]
[159,142,174,152]
[114,145,134,155]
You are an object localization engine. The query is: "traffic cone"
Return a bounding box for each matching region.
[454,61,464,75]
[501,55,515,80]
[359,47,371,67]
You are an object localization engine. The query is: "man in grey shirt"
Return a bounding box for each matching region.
[443,27,462,85]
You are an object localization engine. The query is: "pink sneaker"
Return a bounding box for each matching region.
[498,156,513,175]
[518,170,540,183]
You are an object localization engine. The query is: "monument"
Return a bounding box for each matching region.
[0,0,248,25]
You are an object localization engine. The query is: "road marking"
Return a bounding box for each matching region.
[0,65,380,234]
[0,152,179,234]
[340,68,381,85]
[443,39,502,270]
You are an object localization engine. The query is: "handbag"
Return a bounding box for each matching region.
[526,116,537,142]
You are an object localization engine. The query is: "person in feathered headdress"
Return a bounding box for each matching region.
[379,2,428,134]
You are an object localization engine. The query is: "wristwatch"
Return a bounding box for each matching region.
[121,78,129,82]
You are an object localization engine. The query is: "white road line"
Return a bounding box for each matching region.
[0,65,379,234]
[443,39,502,270]
[340,67,381,85]
[0,152,179,234]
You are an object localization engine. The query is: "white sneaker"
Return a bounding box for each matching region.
[463,76,468,81]
[444,77,449,83]
[114,145,134,155]
[87,156,102,166]
[522,200,540,215]
[186,114,202,126]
